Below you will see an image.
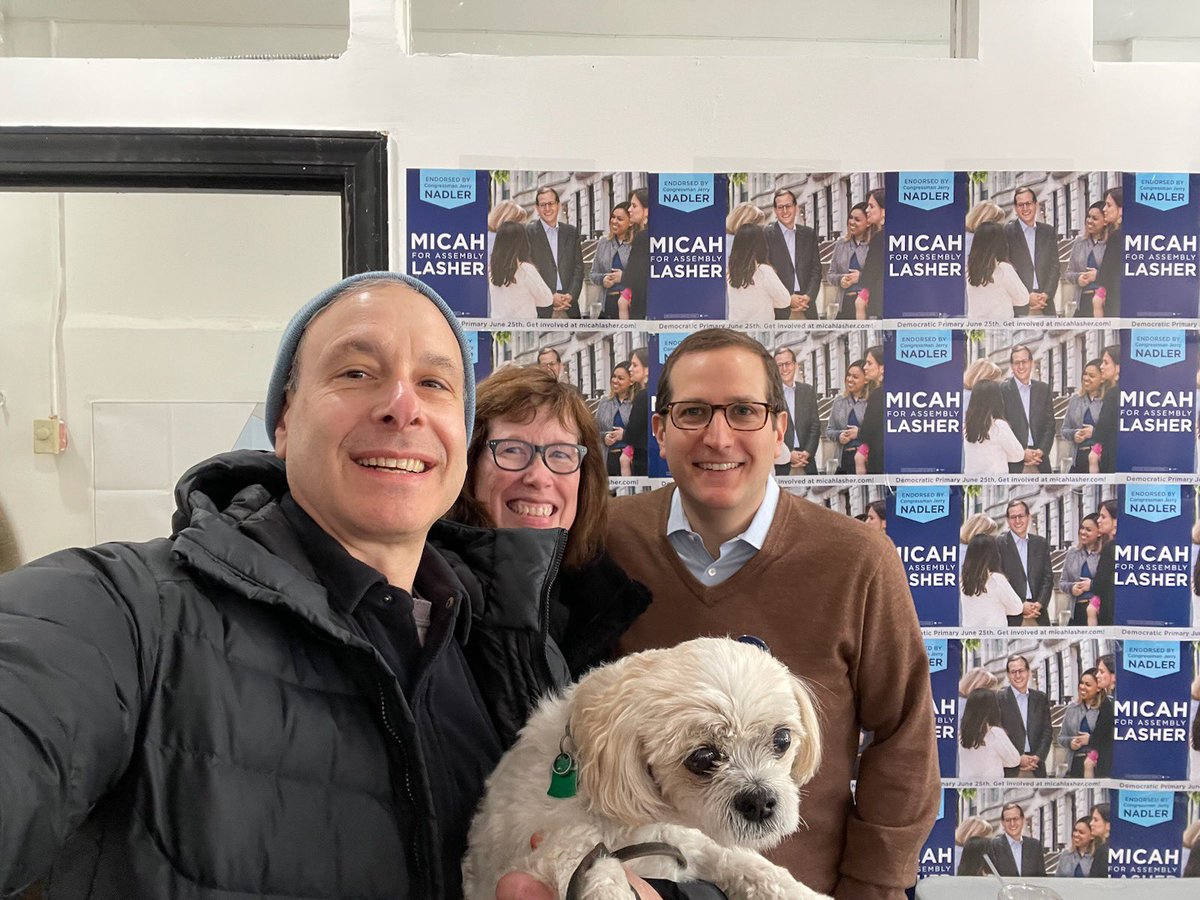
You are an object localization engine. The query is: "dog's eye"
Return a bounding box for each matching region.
[684,746,722,776]
[772,728,791,754]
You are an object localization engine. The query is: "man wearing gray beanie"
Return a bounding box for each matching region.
[0,272,641,900]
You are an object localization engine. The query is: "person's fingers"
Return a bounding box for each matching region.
[495,871,555,900]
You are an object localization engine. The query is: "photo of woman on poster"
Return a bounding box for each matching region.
[1060,514,1103,626]
[620,188,650,319]
[1093,186,1123,317]
[965,221,1029,319]
[1057,667,1113,777]
[826,359,869,474]
[488,221,553,319]
[596,361,635,477]
[487,198,528,257]
[625,346,650,475]
[725,201,766,266]
[855,188,886,319]
[857,344,886,473]
[1057,818,1101,877]
[1061,358,1106,473]
[959,687,1021,777]
[725,223,791,322]
[1188,672,1200,785]
[591,203,634,320]
[964,199,1006,256]
[1066,201,1109,317]
[827,201,872,320]
[963,380,1025,475]
[1092,344,1121,473]
[1089,500,1119,626]
[960,534,1023,628]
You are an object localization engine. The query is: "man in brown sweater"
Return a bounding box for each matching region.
[607,329,939,900]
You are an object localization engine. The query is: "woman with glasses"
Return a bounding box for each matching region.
[450,366,649,677]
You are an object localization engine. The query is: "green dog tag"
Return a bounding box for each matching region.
[547,752,577,799]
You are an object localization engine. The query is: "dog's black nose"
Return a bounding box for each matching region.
[733,787,777,823]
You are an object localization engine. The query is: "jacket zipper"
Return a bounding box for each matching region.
[538,530,569,677]
[376,678,426,895]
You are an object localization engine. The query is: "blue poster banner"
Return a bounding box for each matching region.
[1115,485,1194,627]
[890,488,961,626]
[1112,642,1192,781]
[405,168,489,318]
[925,638,958,777]
[917,788,956,878]
[883,330,964,473]
[1116,329,1196,473]
[1121,173,1200,318]
[883,171,966,318]
[647,333,675,477]
[648,174,727,319]
[1108,790,1189,877]
[465,330,492,386]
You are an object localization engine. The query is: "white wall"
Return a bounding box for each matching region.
[0,0,1198,559]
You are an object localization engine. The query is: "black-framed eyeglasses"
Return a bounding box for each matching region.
[659,401,775,432]
[486,439,587,474]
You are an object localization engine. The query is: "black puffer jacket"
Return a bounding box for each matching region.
[0,451,638,899]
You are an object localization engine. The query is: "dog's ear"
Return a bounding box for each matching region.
[570,662,670,825]
[788,673,823,785]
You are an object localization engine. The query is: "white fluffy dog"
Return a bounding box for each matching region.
[462,637,830,900]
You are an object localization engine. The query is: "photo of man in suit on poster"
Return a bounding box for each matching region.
[989,802,1049,877]
[1001,344,1054,474]
[998,499,1052,626]
[1005,186,1061,317]
[773,346,820,476]
[764,188,822,320]
[526,186,584,319]
[998,653,1052,777]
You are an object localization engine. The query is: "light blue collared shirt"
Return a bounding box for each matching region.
[1020,220,1039,289]
[540,219,562,289]
[1012,686,1032,751]
[666,478,780,586]
[1007,834,1025,875]
[778,223,799,290]
[1015,378,1033,447]
[1013,532,1031,598]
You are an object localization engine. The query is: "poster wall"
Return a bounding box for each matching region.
[406,168,1200,884]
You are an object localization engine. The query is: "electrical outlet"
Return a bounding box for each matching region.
[33,417,68,455]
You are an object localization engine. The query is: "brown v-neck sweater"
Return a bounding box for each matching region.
[608,486,939,900]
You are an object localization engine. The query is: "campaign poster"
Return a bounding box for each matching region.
[917,788,957,879]
[884,171,966,318]
[1115,484,1194,627]
[884,330,965,474]
[464,331,492,385]
[647,332,674,478]
[926,638,959,777]
[406,168,489,318]
[648,173,727,319]
[1108,790,1190,878]
[1116,329,1198,473]
[891,488,960,626]
[1121,173,1200,318]
[1112,641,1193,781]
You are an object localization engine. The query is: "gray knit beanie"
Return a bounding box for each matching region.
[264,272,475,446]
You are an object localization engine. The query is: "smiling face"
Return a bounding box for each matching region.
[1081,363,1101,396]
[1097,504,1116,538]
[1014,189,1038,227]
[610,206,631,241]
[773,350,796,387]
[610,365,632,398]
[1006,658,1031,694]
[1010,347,1033,385]
[1079,518,1100,550]
[866,193,884,227]
[846,207,868,239]
[1096,658,1115,692]
[1085,205,1105,239]
[472,408,580,531]
[274,284,467,565]
[628,353,648,387]
[1089,808,1110,841]
[628,192,647,227]
[1072,821,1093,850]
[653,347,785,537]
[862,350,884,386]
[536,188,560,227]
[1001,807,1025,840]
[1102,193,1122,227]
[773,192,797,229]
[1078,673,1100,705]
[1006,502,1030,539]
[845,364,866,396]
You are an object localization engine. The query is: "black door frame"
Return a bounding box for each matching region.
[0,128,388,274]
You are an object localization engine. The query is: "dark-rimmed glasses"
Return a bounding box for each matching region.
[486,439,587,474]
[659,401,775,431]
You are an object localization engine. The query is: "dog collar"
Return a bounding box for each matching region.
[548,728,578,799]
